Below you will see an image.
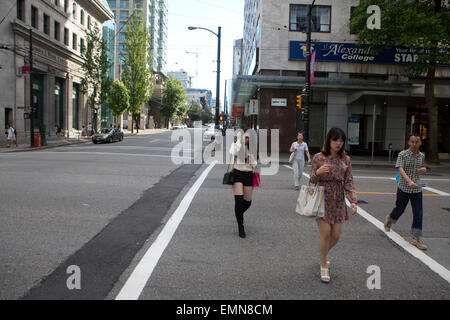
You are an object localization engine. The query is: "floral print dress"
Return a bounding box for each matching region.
[310,153,357,224]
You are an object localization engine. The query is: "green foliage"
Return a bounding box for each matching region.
[81,25,111,111]
[350,0,449,162]
[161,74,188,121]
[187,102,213,123]
[350,0,450,77]
[122,11,153,117]
[108,80,130,118]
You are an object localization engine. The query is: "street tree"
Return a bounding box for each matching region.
[108,79,130,124]
[350,0,450,163]
[81,25,111,133]
[161,74,188,128]
[122,11,153,133]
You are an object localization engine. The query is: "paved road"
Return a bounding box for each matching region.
[0,130,449,300]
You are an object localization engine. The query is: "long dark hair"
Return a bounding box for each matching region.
[321,127,347,159]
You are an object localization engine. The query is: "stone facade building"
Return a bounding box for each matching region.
[0,0,114,145]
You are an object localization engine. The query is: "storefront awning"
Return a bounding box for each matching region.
[231,74,415,107]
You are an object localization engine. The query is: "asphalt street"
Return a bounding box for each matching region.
[0,129,449,300]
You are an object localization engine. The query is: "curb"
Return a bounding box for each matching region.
[0,140,91,153]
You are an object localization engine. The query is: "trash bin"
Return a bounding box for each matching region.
[34,133,41,147]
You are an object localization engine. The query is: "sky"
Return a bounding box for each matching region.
[166,0,244,105]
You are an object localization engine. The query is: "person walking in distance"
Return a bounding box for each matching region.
[290,133,312,190]
[6,124,17,148]
[229,131,257,238]
[310,127,358,283]
[384,134,428,250]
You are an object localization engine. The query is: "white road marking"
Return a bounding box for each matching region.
[423,187,449,196]
[115,161,217,300]
[283,165,450,284]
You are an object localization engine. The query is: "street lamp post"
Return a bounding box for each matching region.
[188,26,221,129]
[303,0,315,143]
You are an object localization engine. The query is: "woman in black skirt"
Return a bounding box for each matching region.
[229,131,257,238]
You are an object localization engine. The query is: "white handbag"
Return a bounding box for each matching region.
[296,183,325,218]
[289,152,295,164]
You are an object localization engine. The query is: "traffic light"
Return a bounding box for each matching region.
[297,94,305,110]
[219,115,223,121]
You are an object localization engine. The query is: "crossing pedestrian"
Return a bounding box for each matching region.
[290,133,312,190]
[384,133,428,250]
[229,131,257,238]
[310,127,357,283]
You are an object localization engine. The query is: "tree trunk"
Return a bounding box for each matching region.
[131,115,134,134]
[424,0,441,164]
[425,68,439,163]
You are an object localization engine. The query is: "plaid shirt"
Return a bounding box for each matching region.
[396,149,425,194]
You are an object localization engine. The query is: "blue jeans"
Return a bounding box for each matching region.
[389,188,423,237]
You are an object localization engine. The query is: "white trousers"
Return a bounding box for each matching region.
[293,159,305,187]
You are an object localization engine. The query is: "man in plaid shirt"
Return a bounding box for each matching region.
[384,134,428,250]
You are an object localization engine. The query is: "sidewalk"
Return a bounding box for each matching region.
[0,128,171,153]
[278,152,450,170]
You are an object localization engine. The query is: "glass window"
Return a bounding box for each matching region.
[64,0,69,12]
[80,38,85,53]
[72,33,77,50]
[17,0,24,21]
[87,15,91,29]
[43,14,50,35]
[135,0,143,8]
[73,3,76,18]
[80,9,84,25]
[120,10,129,19]
[31,6,38,28]
[54,21,60,40]
[120,0,129,9]
[289,4,331,32]
[107,0,116,9]
[119,32,126,41]
[64,28,69,45]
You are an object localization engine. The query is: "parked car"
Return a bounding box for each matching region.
[92,128,124,144]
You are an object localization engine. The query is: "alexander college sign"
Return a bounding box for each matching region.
[289,41,450,66]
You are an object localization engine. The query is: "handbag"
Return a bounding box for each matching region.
[289,142,297,164]
[289,152,295,164]
[295,182,325,218]
[223,156,236,185]
[252,172,260,187]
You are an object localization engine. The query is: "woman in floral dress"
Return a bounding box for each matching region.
[310,127,358,283]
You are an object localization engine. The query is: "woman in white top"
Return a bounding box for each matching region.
[229,131,257,238]
[6,124,17,148]
[290,133,312,190]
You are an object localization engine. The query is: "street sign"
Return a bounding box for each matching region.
[24,113,30,119]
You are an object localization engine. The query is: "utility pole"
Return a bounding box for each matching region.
[303,0,315,143]
[29,28,34,147]
[215,26,221,129]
